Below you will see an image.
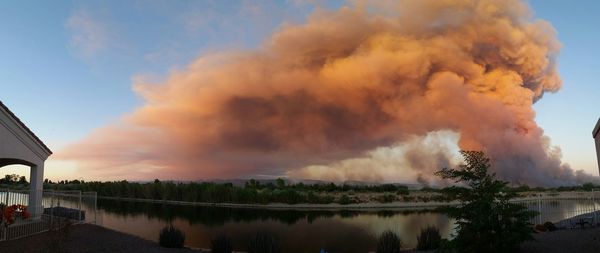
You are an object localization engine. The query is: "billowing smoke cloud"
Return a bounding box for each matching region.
[58,0,591,185]
[289,130,461,186]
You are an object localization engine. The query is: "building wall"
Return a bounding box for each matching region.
[0,108,46,165]
[595,118,600,176]
[596,131,600,176]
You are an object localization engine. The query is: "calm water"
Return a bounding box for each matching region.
[97,200,454,252]
[95,198,600,253]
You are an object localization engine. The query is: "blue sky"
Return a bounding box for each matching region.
[0,0,598,180]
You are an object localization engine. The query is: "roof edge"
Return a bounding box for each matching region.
[0,101,53,155]
[594,118,600,139]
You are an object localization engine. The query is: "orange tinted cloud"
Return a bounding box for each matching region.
[58,0,589,185]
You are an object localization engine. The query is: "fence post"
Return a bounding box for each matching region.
[4,188,9,205]
[593,189,597,226]
[537,193,542,225]
[94,192,98,225]
[49,190,54,230]
[78,191,82,223]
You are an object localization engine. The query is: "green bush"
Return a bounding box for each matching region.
[377,194,396,203]
[248,232,281,253]
[376,230,402,253]
[396,188,409,195]
[158,225,185,248]
[416,226,441,250]
[338,194,352,205]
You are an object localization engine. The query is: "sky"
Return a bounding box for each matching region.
[0,0,598,183]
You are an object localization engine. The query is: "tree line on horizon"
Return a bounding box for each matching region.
[40,178,411,204]
[1,173,598,205]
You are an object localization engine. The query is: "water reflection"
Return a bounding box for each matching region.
[98,200,453,252]
[97,198,600,252]
[520,199,600,223]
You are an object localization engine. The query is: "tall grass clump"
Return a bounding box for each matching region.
[211,235,233,253]
[248,232,281,253]
[159,225,185,248]
[376,230,402,253]
[416,226,441,250]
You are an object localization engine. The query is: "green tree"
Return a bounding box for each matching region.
[435,151,536,253]
[18,176,27,184]
[276,178,285,189]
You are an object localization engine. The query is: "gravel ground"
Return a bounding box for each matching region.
[0,224,206,253]
[521,227,600,253]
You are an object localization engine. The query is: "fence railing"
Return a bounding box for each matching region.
[0,188,97,241]
[512,191,600,227]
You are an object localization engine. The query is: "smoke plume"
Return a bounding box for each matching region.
[58,0,590,185]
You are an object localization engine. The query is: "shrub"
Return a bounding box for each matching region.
[248,232,281,253]
[338,194,352,205]
[376,230,402,253]
[211,235,233,253]
[396,188,409,195]
[416,226,441,250]
[159,225,185,248]
[377,194,396,203]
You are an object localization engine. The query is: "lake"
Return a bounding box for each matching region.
[97,199,454,252]
[5,191,600,252]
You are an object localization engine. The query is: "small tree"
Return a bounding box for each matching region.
[435,151,536,253]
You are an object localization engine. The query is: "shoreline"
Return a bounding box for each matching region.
[98,195,457,210]
[98,191,597,211]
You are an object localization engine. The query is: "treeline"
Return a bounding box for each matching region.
[43,178,410,204]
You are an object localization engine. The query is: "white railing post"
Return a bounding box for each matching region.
[4,188,9,205]
[593,189,597,225]
[78,191,82,222]
[94,192,98,225]
[537,193,542,225]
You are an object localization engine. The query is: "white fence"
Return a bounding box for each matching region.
[0,189,97,241]
[513,191,600,227]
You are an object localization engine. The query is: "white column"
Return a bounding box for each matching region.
[595,135,600,176]
[28,163,44,219]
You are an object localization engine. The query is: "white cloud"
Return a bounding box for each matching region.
[66,9,111,58]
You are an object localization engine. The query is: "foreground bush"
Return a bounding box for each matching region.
[376,230,402,253]
[159,225,185,248]
[211,235,233,253]
[248,232,281,253]
[416,226,442,250]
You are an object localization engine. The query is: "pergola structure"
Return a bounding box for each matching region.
[0,101,52,218]
[594,118,600,176]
